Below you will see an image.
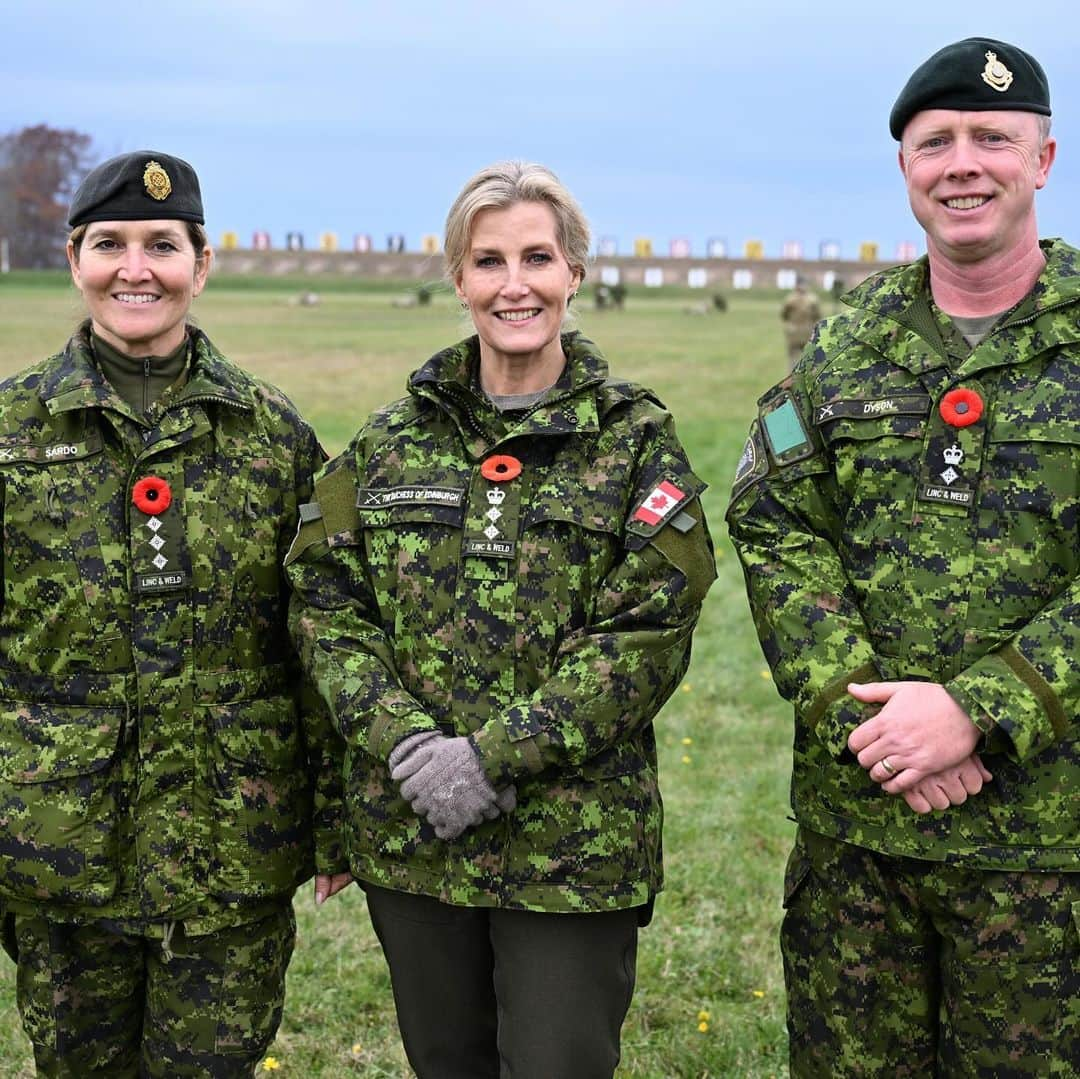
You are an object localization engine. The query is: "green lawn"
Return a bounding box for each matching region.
[0,275,799,1078]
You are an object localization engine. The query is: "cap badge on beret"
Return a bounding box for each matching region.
[142,160,172,201]
[981,51,1014,93]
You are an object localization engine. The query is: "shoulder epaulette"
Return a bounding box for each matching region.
[597,378,666,419]
[367,395,432,434]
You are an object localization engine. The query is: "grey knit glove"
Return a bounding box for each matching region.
[388,731,442,773]
[389,735,495,840]
[390,732,516,832]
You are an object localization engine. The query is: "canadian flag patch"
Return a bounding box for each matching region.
[633,480,686,526]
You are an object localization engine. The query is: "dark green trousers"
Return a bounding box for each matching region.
[783,829,1080,1077]
[364,884,640,1079]
[12,904,295,1078]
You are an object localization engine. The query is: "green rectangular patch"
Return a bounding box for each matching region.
[761,396,813,464]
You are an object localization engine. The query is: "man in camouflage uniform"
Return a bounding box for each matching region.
[0,152,347,1077]
[287,324,715,1077]
[780,276,822,369]
[727,38,1079,1076]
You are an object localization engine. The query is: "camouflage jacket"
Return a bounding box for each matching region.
[726,240,1080,869]
[287,332,715,912]
[0,324,344,932]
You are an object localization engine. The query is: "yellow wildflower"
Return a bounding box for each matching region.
[262,1059,281,1073]
[697,1009,711,1021]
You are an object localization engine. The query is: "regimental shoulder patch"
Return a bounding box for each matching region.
[730,420,768,503]
[633,479,687,526]
[760,393,814,466]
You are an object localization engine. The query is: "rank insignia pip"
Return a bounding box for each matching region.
[940,444,965,485]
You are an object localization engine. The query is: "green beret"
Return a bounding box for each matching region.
[68,151,204,228]
[889,37,1050,141]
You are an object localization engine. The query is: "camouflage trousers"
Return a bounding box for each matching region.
[12,903,295,1078]
[782,829,1080,1077]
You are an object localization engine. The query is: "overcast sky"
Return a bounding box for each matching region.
[4,0,1077,260]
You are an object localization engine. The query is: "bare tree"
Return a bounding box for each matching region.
[0,125,94,268]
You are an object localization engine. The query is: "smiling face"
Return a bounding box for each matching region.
[455,201,582,385]
[898,109,1055,265]
[67,220,211,356]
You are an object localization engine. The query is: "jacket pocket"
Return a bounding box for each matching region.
[356,503,466,667]
[982,423,1079,517]
[342,744,446,874]
[821,413,924,508]
[0,701,123,904]
[0,455,120,649]
[205,693,310,899]
[518,488,622,649]
[956,743,1079,852]
[504,744,661,893]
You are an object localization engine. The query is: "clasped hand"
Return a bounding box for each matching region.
[390,734,516,841]
[846,681,991,814]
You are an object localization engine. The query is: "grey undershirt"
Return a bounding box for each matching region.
[949,312,1006,350]
[486,386,553,412]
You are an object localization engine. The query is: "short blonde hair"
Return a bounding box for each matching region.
[444,161,590,284]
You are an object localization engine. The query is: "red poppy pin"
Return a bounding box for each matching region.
[132,476,172,514]
[939,388,983,427]
[480,454,522,482]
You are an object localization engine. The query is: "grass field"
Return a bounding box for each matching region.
[0,273,807,1078]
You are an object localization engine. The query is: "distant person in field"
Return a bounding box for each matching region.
[286,159,716,1079]
[780,275,821,368]
[728,37,1078,1075]
[0,150,349,1077]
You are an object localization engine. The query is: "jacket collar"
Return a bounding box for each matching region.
[841,239,1080,376]
[408,331,609,457]
[40,323,251,417]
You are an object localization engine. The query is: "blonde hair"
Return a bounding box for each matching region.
[444,161,590,284]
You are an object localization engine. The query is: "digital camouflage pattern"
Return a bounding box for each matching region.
[726,239,1080,868]
[287,331,716,913]
[12,903,294,1077]
[0,323,344,930]
[782,829,1080,1076]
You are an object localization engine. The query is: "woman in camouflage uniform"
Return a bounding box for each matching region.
[287,161,716,1078]
[0,151,348,1077]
